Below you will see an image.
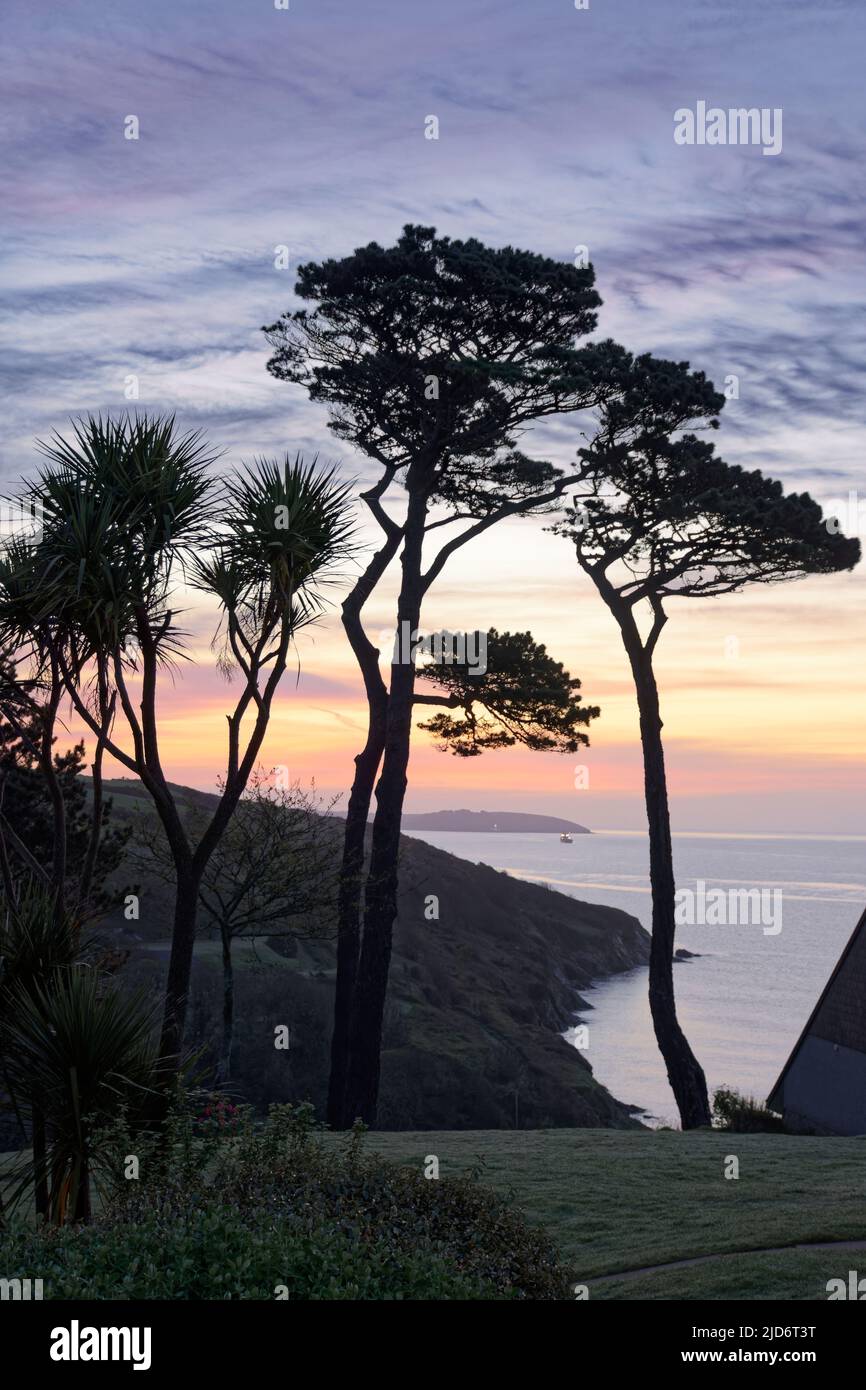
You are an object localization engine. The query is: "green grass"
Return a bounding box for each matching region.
[140,936,301,969]
[349,1128,866,1300]
[5,1127,865,1298]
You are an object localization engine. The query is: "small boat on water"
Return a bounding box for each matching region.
[559,832,573,844]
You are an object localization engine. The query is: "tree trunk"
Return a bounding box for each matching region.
[32,1108,48,1218]
[41,667,67,924]
[49,1147,66,1226]
[327,520,401,1129]
[79,741,103,912]
[625,631,711,1129]
[216,926,234,1086]
[72,1156,91,1225]
[158,867,201,1074]
[344,485,428,1125]
[79,686,112,913]
[327,718,385,1127]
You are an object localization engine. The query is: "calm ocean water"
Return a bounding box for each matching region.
[402,828,866,1128]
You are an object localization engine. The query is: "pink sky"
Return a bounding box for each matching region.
[5,0,865,835]
[68,506,866,836]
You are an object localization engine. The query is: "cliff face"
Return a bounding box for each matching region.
[372,833,649,1129]
[104,782,651,1130]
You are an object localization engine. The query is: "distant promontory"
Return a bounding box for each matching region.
[401,809,590,834]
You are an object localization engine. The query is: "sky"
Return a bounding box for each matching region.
[2,0,865,832]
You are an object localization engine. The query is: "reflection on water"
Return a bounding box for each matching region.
[403,828,865,1128]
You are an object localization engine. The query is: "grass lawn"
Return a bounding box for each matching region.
[354,1128,866,1299]
[139,936,300,968]
[4,1126,865,1298]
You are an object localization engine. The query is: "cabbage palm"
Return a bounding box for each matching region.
[0,541,74,921]
[0,879,85,1216]
[10,415,354,1074]
[2,968,159,1224]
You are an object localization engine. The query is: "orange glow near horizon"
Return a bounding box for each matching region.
[59,508,866,835]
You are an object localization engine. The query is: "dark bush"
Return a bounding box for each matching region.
[0,1209,495,1300]
[712,1086,786,1133]
[0,1102,571,1300]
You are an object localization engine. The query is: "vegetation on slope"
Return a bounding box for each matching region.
[100,781,650,1131]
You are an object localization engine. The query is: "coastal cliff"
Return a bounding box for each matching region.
[105,781,651,1130]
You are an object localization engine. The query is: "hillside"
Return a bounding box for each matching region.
[100,779,649,1129]
[401,809,590,834]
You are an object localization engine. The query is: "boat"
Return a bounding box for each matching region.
[560,832,573,844]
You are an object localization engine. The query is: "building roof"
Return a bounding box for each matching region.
[768,903,866,1111]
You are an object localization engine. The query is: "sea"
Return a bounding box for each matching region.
[401,827,866,1128]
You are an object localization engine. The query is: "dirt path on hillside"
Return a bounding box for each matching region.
[588,1237,866,1285]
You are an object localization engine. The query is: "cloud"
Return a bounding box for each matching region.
[2,0,864,826]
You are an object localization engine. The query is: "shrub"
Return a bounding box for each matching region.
[0,1101,572,1300]
[0,1209,496,1300]
[712,1086,786,1133]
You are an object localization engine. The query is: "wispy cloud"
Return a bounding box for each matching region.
[2,0,864,826]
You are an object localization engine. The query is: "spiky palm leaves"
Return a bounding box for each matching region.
[191,453,355,661]
[3,417,354,686]
[2,968,159,1224]
[0,882,160,1227]
[0,880,83,1223]
[18,415,216,671]
[0,880,81,1142]
[0,879,80,999]
[0,413,356,1081]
